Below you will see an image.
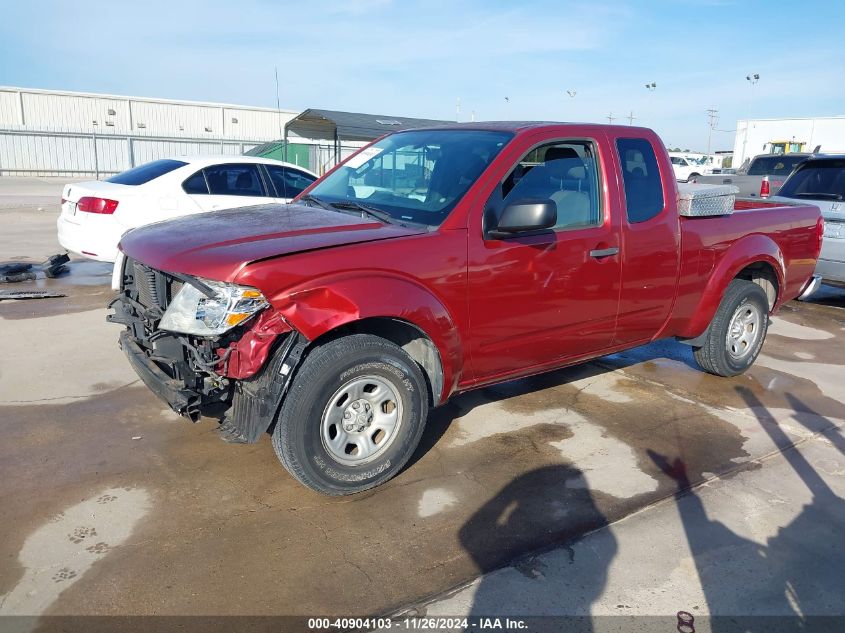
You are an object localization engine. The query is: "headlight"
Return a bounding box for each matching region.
[159,278,269,337]
[823,219,845,240]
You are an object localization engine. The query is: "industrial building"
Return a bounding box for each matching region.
[0,86,299,177]
[732,115,845,168]
[0,87,452,178]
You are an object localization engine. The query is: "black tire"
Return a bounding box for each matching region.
[688,173,700,183]
[272,334,429,495]
[693,279,769,377]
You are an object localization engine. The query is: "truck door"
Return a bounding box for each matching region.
[613,137,681,345]
[467,134,622,380]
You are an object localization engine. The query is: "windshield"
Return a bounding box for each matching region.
[778,160,845,201]
[747,155,806,176]
[306,129,513,227]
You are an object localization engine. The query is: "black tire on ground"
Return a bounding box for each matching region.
[272,334,429,495]
[688,173,700,182]
[693,279,770,377]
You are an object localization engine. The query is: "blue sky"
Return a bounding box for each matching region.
[2,0,843,150]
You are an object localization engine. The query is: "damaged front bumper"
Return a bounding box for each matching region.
[119,330,202,419]
[109,256,306,442]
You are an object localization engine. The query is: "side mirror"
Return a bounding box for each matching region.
[488,199,556,238]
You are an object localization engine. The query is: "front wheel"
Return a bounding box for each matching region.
[272,334,429,495]
[693,279,769,377]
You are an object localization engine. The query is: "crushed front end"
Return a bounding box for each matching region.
[108,257,301,442]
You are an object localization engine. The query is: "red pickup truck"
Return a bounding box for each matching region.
[111,123,823,495]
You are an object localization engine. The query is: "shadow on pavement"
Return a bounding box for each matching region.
[648,386,845,632]
[459,464,614,631]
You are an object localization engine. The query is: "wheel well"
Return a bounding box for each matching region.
[311,317,444,405]
[735,262,779,310]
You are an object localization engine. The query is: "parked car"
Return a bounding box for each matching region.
[110,123,822,495]
[669,154,703,182]
[690,152,811,197]
[57,156,318,262]
[770,155,845,287]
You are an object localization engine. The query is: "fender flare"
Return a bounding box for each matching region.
[269,272,463,403]
[679,233,785,340]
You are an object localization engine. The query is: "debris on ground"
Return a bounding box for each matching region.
[0,290,67,301]
[43,253,70,278]
[0,253,71,283]
[0,262,35,283]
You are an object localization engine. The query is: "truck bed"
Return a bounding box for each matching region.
[666,199,822,339]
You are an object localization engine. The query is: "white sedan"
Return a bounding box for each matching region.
[57,156,318,262]
[669,155,703,183]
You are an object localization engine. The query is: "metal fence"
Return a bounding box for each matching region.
[0,127,269,178]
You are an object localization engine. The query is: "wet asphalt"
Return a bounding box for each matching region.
[1,201,844,622]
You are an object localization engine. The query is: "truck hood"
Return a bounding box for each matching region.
[119,203,427,282]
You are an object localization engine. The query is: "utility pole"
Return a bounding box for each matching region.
[706,108,719,158]
[627,111,637,125]
[607,112,616,124]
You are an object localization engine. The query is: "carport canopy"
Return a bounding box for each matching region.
[283,108,451,162]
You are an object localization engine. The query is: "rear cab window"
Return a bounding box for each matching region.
[747,155,806,176]
[106,159,187,185]
[616,138,665,223]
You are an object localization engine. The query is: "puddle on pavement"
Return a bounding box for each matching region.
[0,259,114,320]
[0,487,151,616]
[418,488,459,518]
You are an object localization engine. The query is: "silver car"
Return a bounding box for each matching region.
[773,156,845,286]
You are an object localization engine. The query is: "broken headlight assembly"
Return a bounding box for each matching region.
[159,278,269,337]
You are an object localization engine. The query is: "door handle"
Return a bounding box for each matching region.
[589,247,619,258]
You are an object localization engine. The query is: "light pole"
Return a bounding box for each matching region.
[746,73,759,113]
[743,74,759,164]
[644,82,656,124]
[565,90,576,121]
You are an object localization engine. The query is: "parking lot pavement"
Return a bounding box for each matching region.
[1,200,844,623]
[414,412,845,622]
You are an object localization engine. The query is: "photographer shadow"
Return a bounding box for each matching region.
[648,386,845,632]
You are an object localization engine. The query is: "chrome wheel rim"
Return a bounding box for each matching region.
[726,301,763,361]
[320,375,403,466]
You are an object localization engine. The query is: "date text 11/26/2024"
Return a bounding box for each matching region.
[307,617,529,630]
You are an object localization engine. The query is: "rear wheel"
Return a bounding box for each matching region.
[693,279,769,377]
[272,334,429,495]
